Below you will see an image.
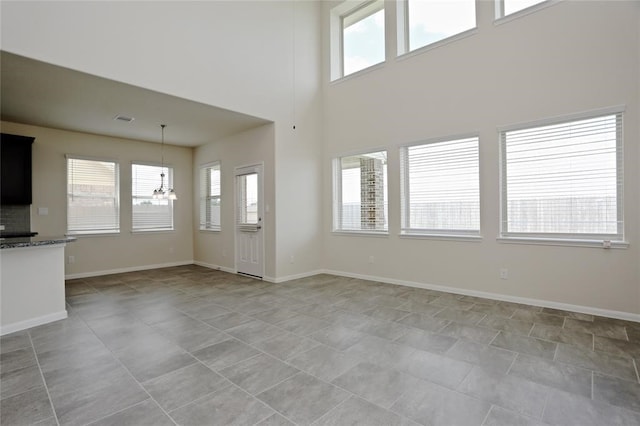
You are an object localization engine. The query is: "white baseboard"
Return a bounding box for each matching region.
[265,269,326,284]
[194,261,236,274]
[1,310,68,336]
[322,269,640,323]
[65,260,195,280]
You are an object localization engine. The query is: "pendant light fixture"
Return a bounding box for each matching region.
[152,124,177,200]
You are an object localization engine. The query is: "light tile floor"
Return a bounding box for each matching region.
[1,265,639,425]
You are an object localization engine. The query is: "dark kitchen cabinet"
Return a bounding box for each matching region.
[1,133,35,205]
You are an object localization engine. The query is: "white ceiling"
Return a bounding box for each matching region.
[0,51,271,147]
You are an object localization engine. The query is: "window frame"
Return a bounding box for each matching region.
[66,155,120,236]
[199,161,221,232]
[498,107,626,248]
[397,0,477,57]
[400,134,481,240]
[332,149,389,235]
[131,162,175,233]
[330,0,386,81]
[494,0,558,23]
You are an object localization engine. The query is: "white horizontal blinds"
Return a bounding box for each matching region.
[199,163,221,230]
[132,164,174,231]
[67,157,119,234]
[502,112,622,239]
[338,151,388,231]
[401,137,480,234]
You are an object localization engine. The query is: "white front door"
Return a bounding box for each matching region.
[235,164,264,278]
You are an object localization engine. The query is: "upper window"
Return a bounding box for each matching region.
[400,136,480,236]
[501,111,623,242]
[331,0,385,80]
[132,163,174,232]
[199,162,221,231]
[67,156,119,235]
[333,151,388,233]
[400,0,476,54]
[496,0,547,19]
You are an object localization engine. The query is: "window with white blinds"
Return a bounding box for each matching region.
[132,164,174,231]
[333,151,388,232]
[400,136,480,236]
[501,111,623,241]
[67,156,120,234]
[199,162,221,231]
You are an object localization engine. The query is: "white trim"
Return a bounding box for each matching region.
[65,260,194,280]
[1,310,67,336]
[497,237,629,249]
[320,269,640,323]
[266,269,325,284]
[398,132,480,150]
[497,105,625,133]
[397,28,477,61]
[193,260,236,275]
[494,0,561,25]
[330,61,386,84]
[331,231,389,238]
[399,233,483,242]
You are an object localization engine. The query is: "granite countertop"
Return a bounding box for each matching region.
[0,235,77,249]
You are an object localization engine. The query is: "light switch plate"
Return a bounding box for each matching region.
[38,207,49,216]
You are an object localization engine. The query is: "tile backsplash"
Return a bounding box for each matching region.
[0,205,31,233]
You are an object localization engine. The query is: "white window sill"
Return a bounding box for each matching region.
[400,233,482,242]
[131,229,175,234]
[66,231,120,237]
[497,236,629,249]
[494,0,560,26]
[199,228,221,233]
[397,28,477,62]
[332,230,389,238]
[330,61,385,85]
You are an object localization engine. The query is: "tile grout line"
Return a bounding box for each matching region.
[54,266,640,424]
[78,310,180,426]
[479,404,495,426]
[27,332,61,426]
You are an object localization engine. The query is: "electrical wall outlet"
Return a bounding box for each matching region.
[500,268,508,280]
[368,256,374,264]
[68,255,75,264]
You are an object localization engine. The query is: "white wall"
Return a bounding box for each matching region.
[1,0,324,279]
[322,1,640,314]
[0,121,194,276]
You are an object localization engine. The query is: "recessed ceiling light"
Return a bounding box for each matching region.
[113,114,135,123]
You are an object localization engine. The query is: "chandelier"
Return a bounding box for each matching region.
[152,124,177,200]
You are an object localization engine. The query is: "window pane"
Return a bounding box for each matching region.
[343,3,385,76]
[335,151,388,232]
[200,163,221,230]
[503,0,545,16]
[132,164,174,231]
[503,113,622,238]
[408,0,475,51]
[67,157,119,234]
[237,173,258,225]
[402,137,480,233]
